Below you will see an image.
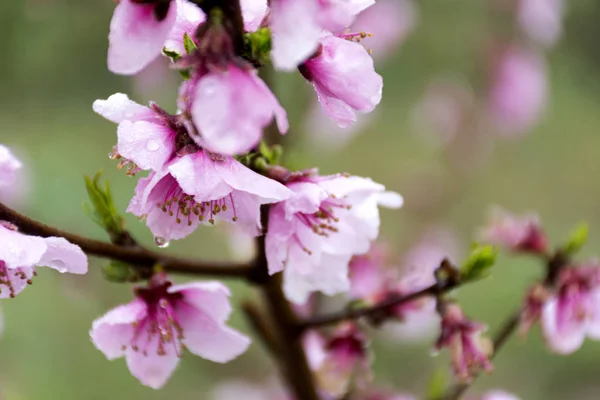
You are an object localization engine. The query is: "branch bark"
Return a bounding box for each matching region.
[0,202,255,279]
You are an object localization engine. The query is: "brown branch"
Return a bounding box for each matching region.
[0,201,255,279]
[242,301,283,360]
[297,280,460,332]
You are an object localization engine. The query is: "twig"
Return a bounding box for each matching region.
[0,202,255,279]
[297,280,460,332]
[242,301,283,361]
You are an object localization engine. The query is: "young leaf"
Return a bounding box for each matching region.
[561,222,589,256]
[460,244,497,282]
[183,33,197,54]
[83,172,129,244]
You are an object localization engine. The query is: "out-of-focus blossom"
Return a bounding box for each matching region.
[128,150,291,242]
[93,93,181,174]
[301,35,382,128]
[541,265,600,354]
[517,0,564,48]
[411,75,474,146]
[487,46,547,137]
[480,390,521,400]
[240,0,268,32]
[164,0,206,55]
[223,225,257,262]
[519,284,551,336]
[270,0,374,70]
[180,65,288,156]
[478,206,548,255]
[350,0,418,62]
[0,223,88,299]
[266,172,402,304]
[435,303,493,381]
[0,145,21,188]
[90,274,250,389]
[310,323,371,397]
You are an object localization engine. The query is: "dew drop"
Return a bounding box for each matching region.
[154,236,170,248]
[146,140,160,152]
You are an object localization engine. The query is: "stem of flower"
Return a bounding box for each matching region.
[0,201,255,279]
[296,280,461,333]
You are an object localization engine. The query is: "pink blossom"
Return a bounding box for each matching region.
[0,145,22,188]
[488,46,547,137]
[266,172,402,304]
[517,0,564,48]
[435,304,493,381]
[181,65,288,156]
[350,0,418,62]
[240,0,268,32]
[519,284,551,336]
[164,0,206,55]
[108,0,179,75]
[90,275,250,389]
[478,206,548,255]
[128,150,291,241]
[93,93,181,173]
[301,35,383,128]
[310,323,371,397]
[0,223,88,299]
[270,0,374,70]
[348,244,392,302]
[541,266,600,354]
[480,390,521,400]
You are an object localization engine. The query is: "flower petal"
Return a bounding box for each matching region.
[0,226,46,269]
[108,0,178,75]
[541,297,586,354]
[0,145,22,188]
[177,302,251,362]
[169,153,234,201]
[93,93,154,124]
[125,330,181,389]
[39,237,88,274]
[117,120,174,171]
[0,267,35,299]
[240,0,268,31]
[164,0,205,54]
[169,281,233,324]
[90,300,147,360]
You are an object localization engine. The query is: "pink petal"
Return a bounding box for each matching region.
[317,175,384,198]
[541,297,586,354]
[126,174,152,216]
[213,158,292,202]
[240,0,268,31]
[0,267,35,299]
[145,200,201,240]
[117,120,174,171]
[93,93,155,124]
[39,237,88,274]
[284,181,329,218]
[314,85,358,128]
[270,0,322,70]
[168,152,234,201]
[0,145,22,188]
[265,205,295,275]
[108,0,178,75]
[177,302,251,362]
[585,289,600,339]
[90,300,147,360]
[164,0,205,54]
[217,190,263,235]
[0,226,47,269]
[169,281,233,324]
[125,330,181,389]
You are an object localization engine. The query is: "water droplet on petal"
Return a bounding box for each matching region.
[154,236,170,248]
[146,140,160,152]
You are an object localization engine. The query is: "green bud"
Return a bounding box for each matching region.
[83,172,128,243]
[562,222,589,256]
[183,33,197,54]
[244,28,272,65]
[460,244,497,282]
[162,47,181,62]
[101,261,142,283]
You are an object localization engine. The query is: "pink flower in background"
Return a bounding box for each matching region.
[480,390,521,400]
[90,274,250,389]
[348,243,393,302]
[0,145,21,188]
[182,65,288,156]
[435,303,493,381]
[108,0,179,75]
[517,0,564,48]
[541,265,600,354]
[478,206,548,255]
[0,223,88,299]
[519,284,551,336]
[351,0,418,62]
[266,172,402,304]
[301,35,383,128]
[310,323,371,397]
[93,93,181,174]
[128,150,291,241]
[488,46,547,137]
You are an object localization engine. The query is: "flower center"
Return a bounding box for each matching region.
[0,262,36,298]
[156,179,238,226]
[297,196,351,237]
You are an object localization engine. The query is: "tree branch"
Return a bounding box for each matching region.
[0,201,255,279]
[297,280,460,332]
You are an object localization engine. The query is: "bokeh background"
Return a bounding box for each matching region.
[1,0,600,399]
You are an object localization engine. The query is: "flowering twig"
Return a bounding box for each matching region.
[0,201,255,279]
[297,279,462,333]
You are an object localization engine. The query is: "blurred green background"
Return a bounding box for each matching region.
[2,0,600,399]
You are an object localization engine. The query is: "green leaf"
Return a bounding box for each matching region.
[460,244,497,282]
[244,28,272,65]
[83,172,127,243]
[562,222,589,256]
[426,369,447,400]
[183,33,197,54]
[162,47,181,62]
[102,261,143,283]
